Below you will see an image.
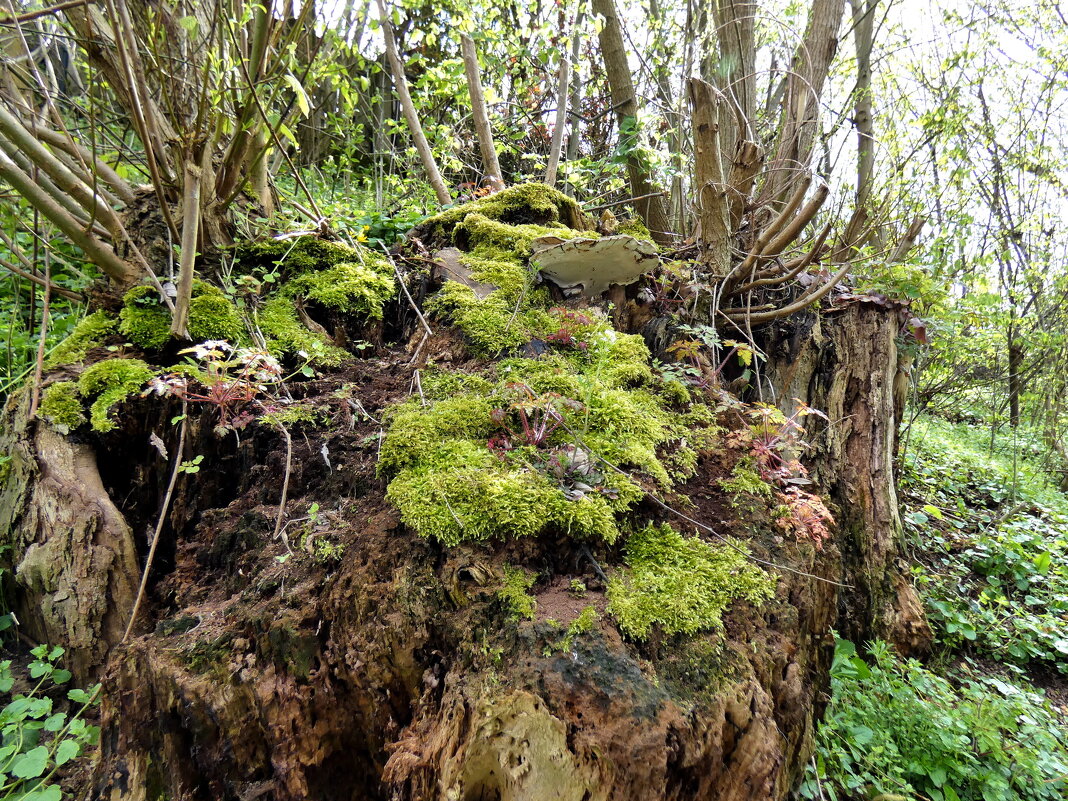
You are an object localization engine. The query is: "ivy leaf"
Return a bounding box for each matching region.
[10,745,49,778]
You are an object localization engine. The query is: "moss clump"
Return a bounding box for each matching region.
[428,183,587,234]
[257,296,349,366]
[381,331,713,546]
[238,235,395,363]
[607,524,775,639]
[499,565,537,620]
[120,282,245,349]
[617,217,654,242]
[284,256,395,318]
[718,463,774,500]
[77,358,156,432]
[39,381,86,432]
[422,184,595,353]
[258,402,327,428]
[45,311,117,368]
[235,234,369,278]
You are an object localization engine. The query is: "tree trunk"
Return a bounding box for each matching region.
[590,0,672,243]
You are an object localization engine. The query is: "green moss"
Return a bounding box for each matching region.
[499,565,537,620]
[234,234,367,278]
[77,358,156,432]
[548,606,600,653]
[258,402,327,428]
[239,236,395,363]
[422,184,596,354]
[44,311,116,368]
[120,282,245,349]
[607,524,776,639]
[617,217,654,242]
[257,296,349,366]
[39,381,85,432]
[284,255,395,318]
[427,183,587,234]
[380,333,712,546]
[718,463,774,501]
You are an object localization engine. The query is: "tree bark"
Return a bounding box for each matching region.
[761,0,846,204]
[461,35,506,191]
[378,0,451,205]
[590,0,672,243]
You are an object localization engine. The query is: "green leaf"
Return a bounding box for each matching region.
[923,504,944,520]
[283,73,311,118]
[177,15,199,35]
[43,713,66,732]
[1032,552,1051,574]
[10,745,49,779]
[51,669,71,685]
[54,738,80,766]
[67,689,91,704]
[23,783,63,801]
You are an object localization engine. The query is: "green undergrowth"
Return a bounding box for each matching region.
[237,235,395,363]
[606,523,775,638]
[379,323,714,546]
[120,281,245,350]
[423,183,596,353]
[43,311,116,369]
[902,416,1068,671]
[76,358,156,432]
[803,639,1068,801]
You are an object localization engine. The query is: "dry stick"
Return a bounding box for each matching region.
[27,249,51,418]
[377,0,450,204]
[272,422,294,547]
[720,260,851,324]
[461,34,505,191]
[730,223,832,296]
[122,402,188,643]
[0,0,86,25]
[385,251,434,338]
[544,52,570,188]
[760,181,830,259]
[554,418,852,588]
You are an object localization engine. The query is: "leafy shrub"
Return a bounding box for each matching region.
[802,639,1068,801]
[0,646,101,801]
[902,416,1068,671]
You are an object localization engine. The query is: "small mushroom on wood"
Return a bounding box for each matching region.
[531,234,659,298]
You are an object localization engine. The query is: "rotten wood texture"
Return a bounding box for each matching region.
[762,303,931,652]
[0,392,139,680]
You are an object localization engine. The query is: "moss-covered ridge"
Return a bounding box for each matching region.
[423,184,597,353]
[380,317,715,547]
[238,236,396,364]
